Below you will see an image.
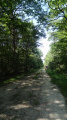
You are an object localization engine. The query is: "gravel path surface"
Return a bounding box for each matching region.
[0,69,67,120]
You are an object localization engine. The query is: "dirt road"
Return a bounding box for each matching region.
[0,69,67,120]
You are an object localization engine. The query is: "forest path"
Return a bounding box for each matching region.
[0,69,67,120]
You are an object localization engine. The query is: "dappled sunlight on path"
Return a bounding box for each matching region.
[0,69,67,120]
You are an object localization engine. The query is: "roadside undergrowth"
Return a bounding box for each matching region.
[0,68,39,87]
[46,69,67,98]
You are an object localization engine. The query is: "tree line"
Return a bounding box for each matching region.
[45,0,67,73]
[1,0,67,81]
[0,0,46,80]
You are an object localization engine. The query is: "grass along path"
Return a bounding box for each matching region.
[46,69,67,101]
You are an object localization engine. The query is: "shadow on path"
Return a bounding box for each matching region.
[0,69,67,120]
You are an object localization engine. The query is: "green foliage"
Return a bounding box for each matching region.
[46,25,67,72]
[47,69,67,98]
[0,19,43,80]
[0,0,44,81]
[44,50,53,67]
[45,1,67,99]
[46,0,67,22]
[45,0,67,73]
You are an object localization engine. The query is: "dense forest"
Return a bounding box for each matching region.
[45,0,67,73]
[0,0,67,84]
[0,0,46,81]
[45,0,67,97]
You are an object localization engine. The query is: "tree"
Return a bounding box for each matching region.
[44,0,67,73]
[0,19,43,79]
[19,22,40,72]
[45,0,67,22]
[45,28,67,73]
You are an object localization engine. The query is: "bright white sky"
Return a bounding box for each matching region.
[38,33,51,61]
[31,18,51,62]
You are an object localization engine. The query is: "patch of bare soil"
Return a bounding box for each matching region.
[0,69,67,120]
